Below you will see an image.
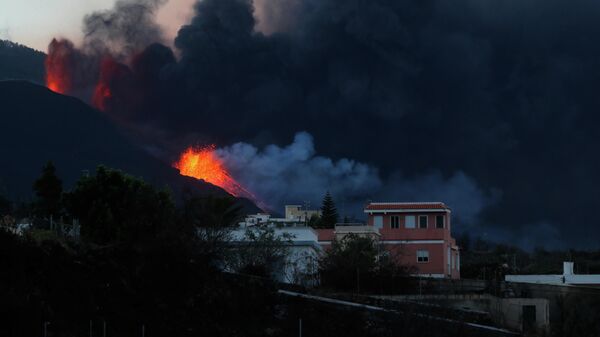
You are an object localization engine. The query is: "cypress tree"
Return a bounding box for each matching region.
[319,191,339,229]
[33,161,63,218]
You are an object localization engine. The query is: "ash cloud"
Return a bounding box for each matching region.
[82,0,167,58]
[51,0,600,248]
[216,132,495,226]
[45,0,169,100]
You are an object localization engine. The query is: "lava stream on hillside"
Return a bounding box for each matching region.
[174,146,257,201]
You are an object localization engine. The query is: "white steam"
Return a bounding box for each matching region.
[216,132,496,225]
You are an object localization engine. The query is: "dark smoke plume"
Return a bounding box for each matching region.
[51,0,600,248]
[45,0,169,101]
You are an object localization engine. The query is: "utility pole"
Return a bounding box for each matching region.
[142,324,145,337]
[298,318,302,337]
[103,320,106,337]
[89,320,93,337]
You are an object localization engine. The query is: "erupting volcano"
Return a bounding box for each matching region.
[174,146,256,200]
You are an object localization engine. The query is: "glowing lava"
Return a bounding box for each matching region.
[45,39,74,94]
[174,146,255,199]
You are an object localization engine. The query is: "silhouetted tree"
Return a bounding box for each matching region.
[320,234,412,292]
[182,195,242,262]
[319,191,339,228]
[307,214,320,228]
[32,161,62,218]
[64,166,175,244]
[0,194,10,215]
[0,40,45,82]
[227,225,293,279]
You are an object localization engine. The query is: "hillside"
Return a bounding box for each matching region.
[0,80,256,209]
[0,40,45,83]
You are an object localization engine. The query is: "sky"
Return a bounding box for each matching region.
[0,0,194,51]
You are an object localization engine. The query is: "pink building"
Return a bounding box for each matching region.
[318,202,460,279]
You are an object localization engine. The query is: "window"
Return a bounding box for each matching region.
[436,215,444,229]
[417,250,429,263]
[374,216,383,229]
[405,215,416,229]
[447,247,451,273]
[390,216,400,229]
[419,215,428,229]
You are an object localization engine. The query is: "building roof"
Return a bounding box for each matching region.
[364,202,450,212]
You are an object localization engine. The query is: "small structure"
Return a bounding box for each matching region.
[375,293,549,333]
[285,205,321,222]
[239,205,321,227]
[505,262,600,286]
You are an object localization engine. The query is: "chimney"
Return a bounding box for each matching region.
[563,261,574,275]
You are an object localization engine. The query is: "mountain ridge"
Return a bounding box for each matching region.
[0,80,258,212]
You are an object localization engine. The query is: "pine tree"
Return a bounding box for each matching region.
[33,161,63,218]
[319,191,339,229]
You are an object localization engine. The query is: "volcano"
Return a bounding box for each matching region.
[0,80,259,212]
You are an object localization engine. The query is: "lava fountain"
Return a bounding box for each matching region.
[45,39,75,94]
[174,146,257,200]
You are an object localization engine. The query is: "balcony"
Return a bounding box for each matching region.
[334,223,381,241]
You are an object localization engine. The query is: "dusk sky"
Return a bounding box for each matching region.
[0,0,194,51]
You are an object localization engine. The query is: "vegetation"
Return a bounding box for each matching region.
[457,232,600,280]
[0,162,488,337]
[316,191,338,229]
[0,40,45,83]
[64,166,175,245]
[0,193,10,215]
[320,234,414,293]
[182,194,242,263]
[226,225,294,278]
[33,161,63,219]
[3,162,600,336]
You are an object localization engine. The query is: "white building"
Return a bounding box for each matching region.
[284,205,321,222]
[239,205,321,227]
[229,226,322,286]
[505,262,600,286]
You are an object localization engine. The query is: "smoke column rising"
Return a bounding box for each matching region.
[41,0,600,248]
[216,132,495,225]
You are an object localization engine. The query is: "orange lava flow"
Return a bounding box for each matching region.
[174,146,255,199]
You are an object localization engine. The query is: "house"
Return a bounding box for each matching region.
[317,202,460,279]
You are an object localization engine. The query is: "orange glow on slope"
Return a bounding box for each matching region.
[174,146,256,199]
[45,58,69,94]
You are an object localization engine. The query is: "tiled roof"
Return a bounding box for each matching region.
[315,228,335,241]
[365,202,449,211]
